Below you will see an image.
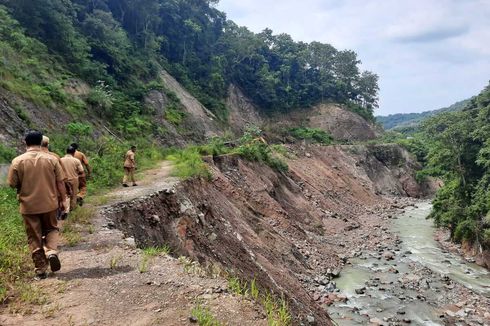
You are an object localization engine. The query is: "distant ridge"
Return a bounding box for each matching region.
[377,98,472,130]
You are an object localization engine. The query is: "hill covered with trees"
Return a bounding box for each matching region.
[403,83,490,253]
[0,0,379,134]
[377,98,471,131]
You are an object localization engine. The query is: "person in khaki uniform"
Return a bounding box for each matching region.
[60,147,84,212]
[41,136,71,218]
[8,130,66,279]
[70,143,91,206]
[123,146,137,187]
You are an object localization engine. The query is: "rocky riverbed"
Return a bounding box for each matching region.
[304,201,490,325]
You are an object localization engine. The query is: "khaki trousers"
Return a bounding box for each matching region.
[22,210,59,274]
[123,167,136,184]
[67,178,79,211]
[78,175,87,199]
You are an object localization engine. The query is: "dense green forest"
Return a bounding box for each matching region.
[0,0,379,130]
[400,83,490,249]
[376,98,471,131]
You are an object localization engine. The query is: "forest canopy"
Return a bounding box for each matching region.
[0,0,379,121]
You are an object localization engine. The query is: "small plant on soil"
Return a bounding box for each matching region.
[139,256,150,273]
[109,254,122,270]
[228,276,248,296]
[142,245,171,257]
[226,275,292,326]
[191,304,222,326]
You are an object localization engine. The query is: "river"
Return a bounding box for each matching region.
[329,201,490,325]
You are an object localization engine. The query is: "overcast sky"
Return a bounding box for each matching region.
[216,0,490,116]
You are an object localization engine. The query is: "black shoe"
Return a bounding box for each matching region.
[132,184,138,187]
[48,254,61,272]
[123,183,129,187]
[77,197,84,207]
[34,272,47,281]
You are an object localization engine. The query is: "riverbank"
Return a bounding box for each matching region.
[327,200,490,325]
[435,229,490,271]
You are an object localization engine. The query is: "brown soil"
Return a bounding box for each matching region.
[0,162,267,326]
[0,143,438,326]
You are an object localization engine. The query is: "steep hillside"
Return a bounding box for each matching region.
[104,144,435,324]
[377,98,471,131]
[417,83,490,268]
[269,103,381,142]
[0,0,379,149]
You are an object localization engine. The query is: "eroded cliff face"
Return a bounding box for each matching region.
[101,144,432,325]
[267,103,381,142]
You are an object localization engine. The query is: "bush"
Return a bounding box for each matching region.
[165,106,186,125]
[0,144,16,163]
[289,127,333,145]
[167,147,211,180]
[454,219,477,243]
[67,122,92,138]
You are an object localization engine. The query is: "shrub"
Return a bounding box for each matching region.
[0,144,16,163]
[167,147,211,179]
[454,219,477,243]
[289,127,333,145]
[164,106,186,125]
[67,122,92,138]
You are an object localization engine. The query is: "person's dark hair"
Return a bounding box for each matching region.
[66,146,76,155]
[70,143,79,150]
[131,145,136,150]
[25,130,43,146]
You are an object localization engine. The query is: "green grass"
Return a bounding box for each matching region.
[0,186,33,303]
[0,143,16,163]
[109,254,122,270]
[139,256,150,273]
[191,304,222,326]
[142,245,171,257]
[289,127,333,145]
[227,276,292,326]
[167,147,211,180]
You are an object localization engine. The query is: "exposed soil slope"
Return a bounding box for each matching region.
[268,104,381,142]
[0,162,267,326]
[101,144,432,325]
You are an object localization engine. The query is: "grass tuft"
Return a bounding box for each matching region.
[142,245,171,257]
[191,304,222,326]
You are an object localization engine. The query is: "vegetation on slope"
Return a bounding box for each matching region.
[388,83,490,248]
[421,84,490,248]
[0,0,379,127]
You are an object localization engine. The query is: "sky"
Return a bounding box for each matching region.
[216,0,490,116]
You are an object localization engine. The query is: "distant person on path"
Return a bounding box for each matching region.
[60,147,84,213]
[123,145,137,187]
[7,130,66,279]
[70,143,91,206]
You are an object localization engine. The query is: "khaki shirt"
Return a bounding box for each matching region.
[74,150,89,168]
[60,155,84,181]
[41,147,66,181]
[124,150,136,168]
[7,147,64,214]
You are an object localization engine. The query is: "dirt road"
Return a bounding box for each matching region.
[0,162,266,326]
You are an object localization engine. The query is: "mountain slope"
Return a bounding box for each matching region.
[377,98,471,130]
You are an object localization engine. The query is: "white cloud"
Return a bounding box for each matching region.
[217,0,490,115]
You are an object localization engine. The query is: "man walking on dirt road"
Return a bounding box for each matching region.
[42,136,71,219]
[123,145,137,187]
[61,147,84,213]
[71,143,91,206]
[7,130,66,279]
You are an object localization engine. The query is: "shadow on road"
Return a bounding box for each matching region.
[56,265,133,281]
